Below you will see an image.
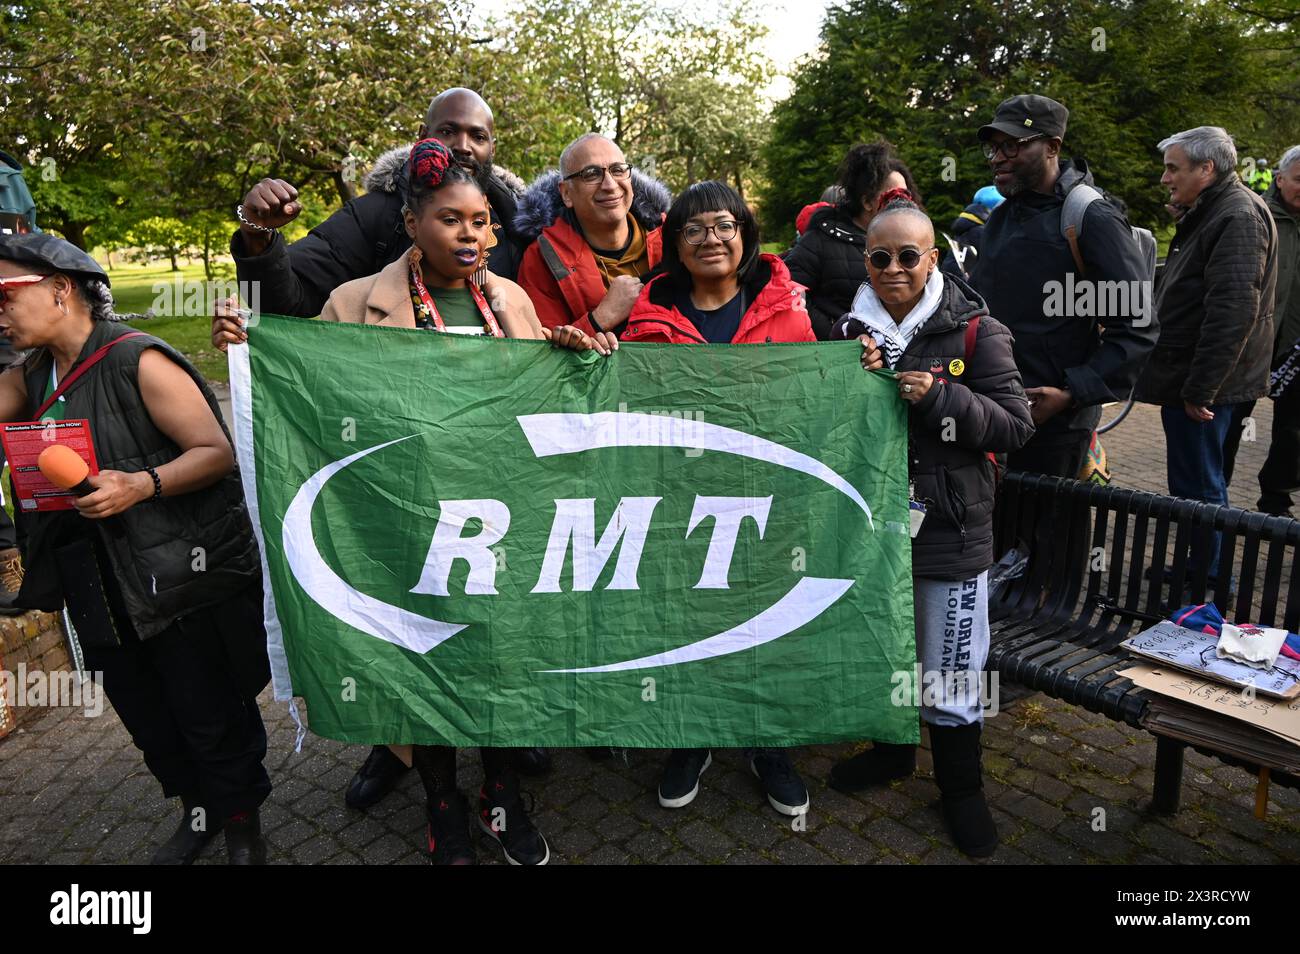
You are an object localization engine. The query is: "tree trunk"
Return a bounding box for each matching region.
[62,221,88,251]
[202,229,213,282]
[169,248,179,272]
[734,170,745,201]
[333,170,357,205]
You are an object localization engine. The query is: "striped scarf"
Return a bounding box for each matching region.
[846,270,945,368]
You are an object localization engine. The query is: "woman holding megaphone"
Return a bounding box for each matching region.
[0,233,273,865]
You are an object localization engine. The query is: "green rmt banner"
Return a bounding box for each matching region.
[230,315,918,749]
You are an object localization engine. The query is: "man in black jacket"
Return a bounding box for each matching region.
[1135,126,1277,573]
[216,87,551,811]
[970,95,1158,479]
[229,88,528,318]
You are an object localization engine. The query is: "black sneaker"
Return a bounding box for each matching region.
[478,774,549,865]
[344,745,410,810]
[750,750,810,816]
[657,748,711,808]
[426,793,476,865]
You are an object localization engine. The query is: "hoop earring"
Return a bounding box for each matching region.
[55,297,67,315]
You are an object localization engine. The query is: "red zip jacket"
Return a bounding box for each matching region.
[622,253,816,344]
[517,216,664,333]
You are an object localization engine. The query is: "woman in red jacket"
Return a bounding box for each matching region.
[622,181,817,816]
[622,181,816,346]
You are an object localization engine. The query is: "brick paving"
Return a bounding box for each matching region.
[0,395,1295,865]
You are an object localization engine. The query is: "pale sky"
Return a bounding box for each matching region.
[469,0,829,104]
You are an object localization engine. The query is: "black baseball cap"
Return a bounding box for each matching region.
[978,94,1069,143]
[0,232,110,286]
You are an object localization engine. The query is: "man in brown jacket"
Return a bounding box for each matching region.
[1135,126,1277,576]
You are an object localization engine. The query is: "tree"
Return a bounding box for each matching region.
[760,0,1298,239]
[495,0,773,190]
[1,0,494,246]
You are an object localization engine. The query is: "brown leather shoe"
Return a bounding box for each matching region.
[0,547,26,617]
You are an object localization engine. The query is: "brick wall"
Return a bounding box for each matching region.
[0,610,70,738]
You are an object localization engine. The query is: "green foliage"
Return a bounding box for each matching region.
[761,0,1299,240]
[488,0,773,190]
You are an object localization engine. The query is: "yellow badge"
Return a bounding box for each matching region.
[949,359,966,376]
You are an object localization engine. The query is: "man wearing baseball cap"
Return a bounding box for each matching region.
[969,94,1157,479]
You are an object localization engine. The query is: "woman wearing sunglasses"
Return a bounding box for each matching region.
[0,233,274,864]
[827,198,1034,857]
[621,180,821,817]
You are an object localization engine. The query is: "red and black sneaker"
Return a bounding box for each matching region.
[478,774,550,866]
[425,793,476,865]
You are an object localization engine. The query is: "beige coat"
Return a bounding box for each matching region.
[320,254,546,339]
[320,255,544,766]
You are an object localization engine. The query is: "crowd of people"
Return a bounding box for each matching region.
[0,84,1295,866]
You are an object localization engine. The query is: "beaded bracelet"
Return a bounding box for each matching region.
[145,466,162,501]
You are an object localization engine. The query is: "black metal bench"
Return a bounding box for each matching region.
[989,471,1300,813]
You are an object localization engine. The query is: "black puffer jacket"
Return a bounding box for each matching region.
[782,206,868,340]
[1136,174,1277,407]
[833,275,1035,580]
[232,145,529,318]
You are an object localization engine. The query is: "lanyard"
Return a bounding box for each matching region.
[408,254,504,338]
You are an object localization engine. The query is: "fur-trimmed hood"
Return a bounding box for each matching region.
[513,168,672,244]
[362,143,527,198]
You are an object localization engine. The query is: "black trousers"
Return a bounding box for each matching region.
[81,590,272,820]
[1008,426,1092,480]
[1259,387,1300,514]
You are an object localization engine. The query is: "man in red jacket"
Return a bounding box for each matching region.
[514,134,671,334]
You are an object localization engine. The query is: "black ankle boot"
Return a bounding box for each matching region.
[928,722,998,858]
[828,742,916,793]
[514,747,553,777]
[151,799,221,865]
[224,810,267,865]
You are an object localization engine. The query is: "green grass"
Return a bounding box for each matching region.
[106,262,233,382]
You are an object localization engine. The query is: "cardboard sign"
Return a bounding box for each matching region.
[0,420,98,512]
[1121,620,1300,699]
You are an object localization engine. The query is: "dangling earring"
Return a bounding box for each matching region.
[55,297,67,315]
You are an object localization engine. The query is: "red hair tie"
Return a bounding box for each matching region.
[409,138,453,190]
[875,187,915,210]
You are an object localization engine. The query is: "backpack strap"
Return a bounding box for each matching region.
[959,314,1002,486]
[536,235,571,283]
[1060,183,1103,278]
[963,313,981,362]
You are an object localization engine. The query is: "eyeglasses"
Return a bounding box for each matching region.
[681,221,739,245]
[0,273,50,304]
[867,247,936,270]
[981,135,1045,161]
[562,162,632,184]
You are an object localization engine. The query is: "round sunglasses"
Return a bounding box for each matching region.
[866,247,936,270]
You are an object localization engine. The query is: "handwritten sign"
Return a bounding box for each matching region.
[1122,620,1300,699]
[1121,665,1300,744]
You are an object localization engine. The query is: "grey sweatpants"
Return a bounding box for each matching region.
[914,571,991,727]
